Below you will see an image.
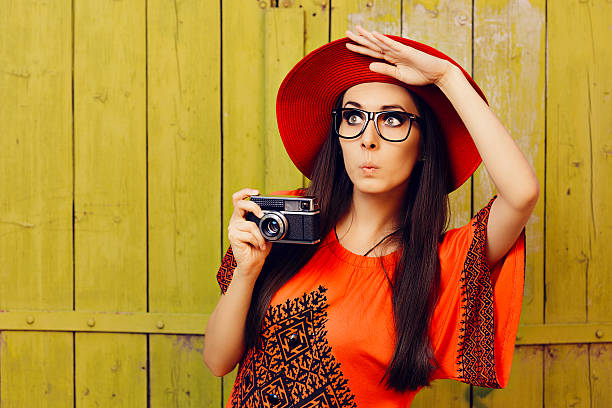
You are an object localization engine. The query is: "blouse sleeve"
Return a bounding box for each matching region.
[215,187,307,294]
[216,245,237,295]
[430,194,526,388]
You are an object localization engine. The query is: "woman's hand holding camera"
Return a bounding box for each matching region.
[227,188,272,281]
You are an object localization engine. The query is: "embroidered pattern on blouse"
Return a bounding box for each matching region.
[456,195,501,388]
[217,245,237,294]
[230,285,357,408]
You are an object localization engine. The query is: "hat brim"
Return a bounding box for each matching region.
[276,35,488,193]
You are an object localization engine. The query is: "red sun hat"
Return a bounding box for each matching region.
[276,35,489,193]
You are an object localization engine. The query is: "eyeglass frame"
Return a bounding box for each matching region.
[330,107,424,143]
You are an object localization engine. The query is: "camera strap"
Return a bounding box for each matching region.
[334,224,400,257]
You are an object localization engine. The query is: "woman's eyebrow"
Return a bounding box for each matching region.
[344,101,407,111]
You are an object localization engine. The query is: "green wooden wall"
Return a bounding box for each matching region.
[0,0,609,406]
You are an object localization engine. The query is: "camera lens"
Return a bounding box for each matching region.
[265,219,279,235]
[259,213,287,241]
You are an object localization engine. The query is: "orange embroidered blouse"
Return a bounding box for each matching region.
[216,188,526,407]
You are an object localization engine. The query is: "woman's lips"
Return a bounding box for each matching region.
[359,161,379,174]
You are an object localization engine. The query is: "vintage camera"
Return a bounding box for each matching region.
[245,195,320,244]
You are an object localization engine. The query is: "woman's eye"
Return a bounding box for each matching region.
[343,110,363,125]
[382,113,406,127]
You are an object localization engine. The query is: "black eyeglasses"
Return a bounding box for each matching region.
[331,108,423,142]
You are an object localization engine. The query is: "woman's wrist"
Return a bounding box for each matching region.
[434,62,464,93]
[232,264,263,287]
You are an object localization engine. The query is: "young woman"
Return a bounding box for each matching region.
[204,25,539,407]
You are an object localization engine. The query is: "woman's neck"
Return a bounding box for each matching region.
[336,183,408,255]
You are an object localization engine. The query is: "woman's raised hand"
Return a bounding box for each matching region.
[227,188,273,279]
[345,25,454,87]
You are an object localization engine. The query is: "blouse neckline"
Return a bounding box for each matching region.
[322,226,400,268]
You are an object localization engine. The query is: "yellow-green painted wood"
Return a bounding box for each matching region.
[297,0,330,54]
[473,0,545,326]
[220,0,267,401]
[473,346,543,407]
[263,8,306,192]
[330,0,401,42]
[147,0,222,405]
[545,344,591,408]
[0,310,208,334]
[546,0,602,325]
[75,333,147,406]
[0,0,74,405]
[74,0,147,407]
[581,1,612,326]
[544,3,612,408]
[402,1,472,406]
[590,344,612,408]
[150,335,218,407]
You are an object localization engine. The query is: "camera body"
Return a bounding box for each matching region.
[245,195,321,244]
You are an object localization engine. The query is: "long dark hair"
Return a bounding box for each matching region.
[244,86,452,392]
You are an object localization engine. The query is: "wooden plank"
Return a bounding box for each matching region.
[401,1,472,406]
[0,332,73,407]
[0,0,73,405]
[263,8,305,192]
[473,0,545,326]
[220,0,267,401]
[545,344,591,408]
[74,0,147,406]
[295,0,330,54]
[516,323,612,346]
[546,2,611,406]
[150,335,218,407]
[75,333,147,406]
[473,346,543,407]
[413,380,470,408]
[330,0,401,42]
[546,0,598,325]
[147,0,222,405]
[590,343,612,408]
[0,310,209,334]
[582,1,612,326]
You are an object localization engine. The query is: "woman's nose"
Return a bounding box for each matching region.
[360,119,379,149]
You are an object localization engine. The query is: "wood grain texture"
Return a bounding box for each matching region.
[220,0,267,401]
[546,0,607,324]
[147,0,222,405]
[473,346,543,407]
[545,344,591,408]
[590,343,612,408]
[74,0,147,406]
[331,0,401,42]
[473,0,545,326]
[0,0,74,405]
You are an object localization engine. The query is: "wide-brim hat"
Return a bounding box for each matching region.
[276,35,489,193]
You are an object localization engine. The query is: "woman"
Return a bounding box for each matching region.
[204,25,538,407]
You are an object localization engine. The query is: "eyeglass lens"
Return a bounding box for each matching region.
[334,109,413,141]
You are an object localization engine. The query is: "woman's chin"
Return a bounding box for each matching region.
[351,178,390,194]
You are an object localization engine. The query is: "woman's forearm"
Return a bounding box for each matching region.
[203,267,259,377]
[436,64,539,209]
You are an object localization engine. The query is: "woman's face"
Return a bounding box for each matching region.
[338,82,422,195]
